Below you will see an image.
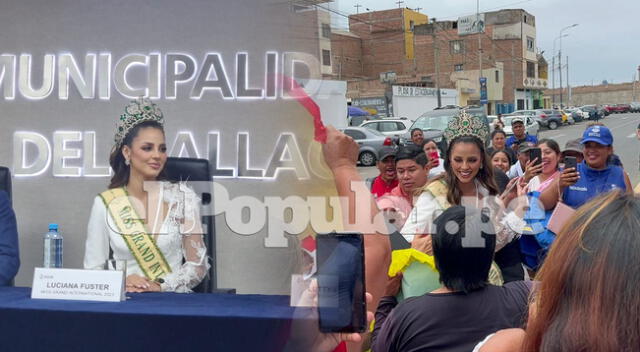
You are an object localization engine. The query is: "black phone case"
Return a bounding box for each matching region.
[564,157,577,170]
[530,149,542,166]
[316,232,367,333]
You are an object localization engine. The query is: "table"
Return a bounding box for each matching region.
[0,287,311,351]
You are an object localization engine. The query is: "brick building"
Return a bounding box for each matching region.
[330,8,549,115]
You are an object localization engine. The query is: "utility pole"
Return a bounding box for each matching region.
[566,55,570,106]
[477,0,485,113]
[354,4,362,14]
[432,22,442,107]
[414,7,423,12]
[637,66,640,101]
[558,50,563,108]
[395,0,404,8]
[632,73,635,102]
[551,56,555,107]
[557,24,578,109]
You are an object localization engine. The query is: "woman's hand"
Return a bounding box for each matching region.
[144,281,162,292]
[523,158,543,182]
[559,167,580,188]
[125,274,150,293]
[292,279,375,352]
[516,176,529,197]
[125,274,162,292]
[384,274,403,297]
[499,177,519,207]
[411,234,433,255]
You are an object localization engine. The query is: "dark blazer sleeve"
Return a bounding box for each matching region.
[0,191,19,286]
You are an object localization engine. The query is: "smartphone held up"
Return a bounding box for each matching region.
[529,148,542,167]
[564,156,577,171]
[316,232,367,333]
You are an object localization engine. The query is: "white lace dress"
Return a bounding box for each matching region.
[83,182,209,293]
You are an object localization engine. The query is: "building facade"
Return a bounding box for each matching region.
[330,8,548,115]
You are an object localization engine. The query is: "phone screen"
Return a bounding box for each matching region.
[316,232,366,333]
[564,156,577,170]
[529,148,542,166]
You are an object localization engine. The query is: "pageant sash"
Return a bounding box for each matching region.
[99,188,171,281]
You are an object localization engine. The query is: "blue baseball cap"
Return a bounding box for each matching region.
[581,125,613,146]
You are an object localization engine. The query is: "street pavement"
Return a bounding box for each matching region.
[357,112,640,187]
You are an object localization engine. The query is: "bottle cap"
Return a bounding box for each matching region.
[48,223,58,231]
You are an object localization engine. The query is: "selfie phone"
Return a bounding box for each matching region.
[529,148,542,167]
[503,176,519,195]
[428,151,440,167]
[316,232,366,333]
[564,156,577,170]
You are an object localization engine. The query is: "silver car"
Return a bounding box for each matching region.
[340,127,395,166]
[360,117,412,138]
[501,115,539,138]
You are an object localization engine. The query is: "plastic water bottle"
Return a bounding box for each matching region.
[43,223,63,268]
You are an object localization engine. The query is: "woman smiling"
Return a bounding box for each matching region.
[540,125,633,211]
[401,111,528,286]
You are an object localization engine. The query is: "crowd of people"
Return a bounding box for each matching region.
[1,101,639,351]
[319,112,640,351]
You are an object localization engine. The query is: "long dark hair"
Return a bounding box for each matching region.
[108,120,167,189]
[444,136,499,205]
[523,191,640,351]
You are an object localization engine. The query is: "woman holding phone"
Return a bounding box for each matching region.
[520,139,561,272]
[422,139,445,179]
[539,125,632,211]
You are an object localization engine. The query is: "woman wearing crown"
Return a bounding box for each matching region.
[83,98,208,293]
[387,110,528,299]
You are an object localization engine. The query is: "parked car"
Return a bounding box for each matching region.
[630,102,640,113]
[360,117,412,141]
[348,115,372,127]
[563,108,586,122]
[402,107,490,152]
[508,109,555,128]
[340,127,395,166]
[599,105,610,116]
[501,115,539,138]
[535,109,565,130]
[580,105,604,120]
[607,104,631,114]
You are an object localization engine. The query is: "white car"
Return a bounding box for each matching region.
[501,115,539,138]
[360,118,413,138]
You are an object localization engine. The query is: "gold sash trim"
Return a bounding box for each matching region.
[99,188,171,280]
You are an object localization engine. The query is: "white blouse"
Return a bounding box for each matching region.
[83,182,209,293]
[400,180,525,251]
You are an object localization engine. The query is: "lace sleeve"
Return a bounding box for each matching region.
[493,210,526,252]
[161,184,210,293]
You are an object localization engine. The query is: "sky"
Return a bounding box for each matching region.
[325,0,640,87]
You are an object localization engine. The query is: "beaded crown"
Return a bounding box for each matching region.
[114,97,164,148]
[443,110,489,143]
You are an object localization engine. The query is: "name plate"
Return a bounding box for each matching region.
[31,268,125,302]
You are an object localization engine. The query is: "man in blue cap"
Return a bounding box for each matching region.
[539,124,633,210]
